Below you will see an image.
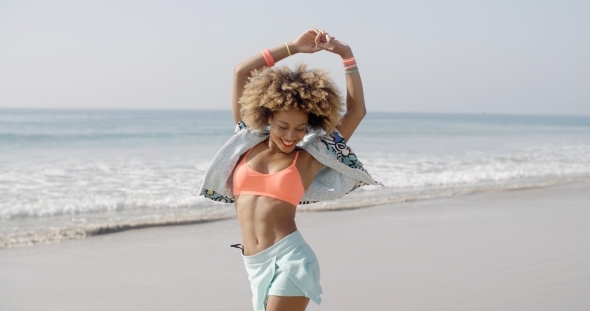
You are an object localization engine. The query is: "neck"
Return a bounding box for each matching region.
[265,138,281,154]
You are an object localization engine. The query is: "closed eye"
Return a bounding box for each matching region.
[277,126,306,131]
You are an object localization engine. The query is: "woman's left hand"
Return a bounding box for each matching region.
[314,30,353,58]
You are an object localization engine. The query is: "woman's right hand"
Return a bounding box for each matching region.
[290,29,325,54]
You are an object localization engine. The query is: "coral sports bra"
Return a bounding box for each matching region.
[233,147,305,206]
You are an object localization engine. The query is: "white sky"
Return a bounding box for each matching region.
[1,0,589,115]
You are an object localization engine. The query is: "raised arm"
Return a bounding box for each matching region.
[231,30,324,124]
[316,33,366,141]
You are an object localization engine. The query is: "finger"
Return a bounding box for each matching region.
[314,32,322,46]
[317,42,334,51]
[306,28,319,38]
[315,29,326,38]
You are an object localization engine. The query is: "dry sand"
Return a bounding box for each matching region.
[1,183,590,311]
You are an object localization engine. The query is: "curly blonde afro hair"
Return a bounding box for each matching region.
[239,63,344,133]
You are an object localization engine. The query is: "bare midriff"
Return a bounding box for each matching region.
[235,194,298,256]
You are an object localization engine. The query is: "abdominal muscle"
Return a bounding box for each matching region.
[235,194,298,256]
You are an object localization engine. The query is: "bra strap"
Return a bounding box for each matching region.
[293,151,300,164]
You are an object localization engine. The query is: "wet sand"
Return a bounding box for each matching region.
[1,183,590,311]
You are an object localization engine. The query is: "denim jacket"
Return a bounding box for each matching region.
[199,121,382,204]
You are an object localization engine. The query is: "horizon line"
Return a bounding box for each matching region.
[0,107,588,118]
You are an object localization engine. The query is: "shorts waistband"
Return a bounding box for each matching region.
[242,230,304,264]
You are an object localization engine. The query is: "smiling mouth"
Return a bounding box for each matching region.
[281,139,295,146]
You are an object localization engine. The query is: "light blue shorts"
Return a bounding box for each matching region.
[235,230,323,311]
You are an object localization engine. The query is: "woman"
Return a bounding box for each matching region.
[199,28,381,311]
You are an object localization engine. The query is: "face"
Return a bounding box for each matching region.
[268,110,309,153]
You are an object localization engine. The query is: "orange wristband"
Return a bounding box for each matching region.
[342,58,356,66]
[261,49,275,67]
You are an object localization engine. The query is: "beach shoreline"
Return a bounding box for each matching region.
[2,182,590,310]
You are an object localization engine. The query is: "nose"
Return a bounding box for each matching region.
[286,130,297,141]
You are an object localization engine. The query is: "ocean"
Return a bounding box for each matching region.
[1,109,589,248]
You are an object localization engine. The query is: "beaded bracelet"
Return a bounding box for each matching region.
[345,68,359,74]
